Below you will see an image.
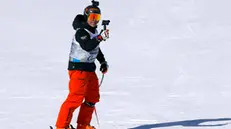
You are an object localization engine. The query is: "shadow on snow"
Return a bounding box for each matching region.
[129,118,231,129]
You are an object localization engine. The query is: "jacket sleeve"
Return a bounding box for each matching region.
[97,48,106,64]
[75,29,100,51]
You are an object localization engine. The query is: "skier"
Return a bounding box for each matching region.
[55,1,109,129]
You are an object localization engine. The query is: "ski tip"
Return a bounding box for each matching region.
[70,124,75,129]
[50,124,75,129]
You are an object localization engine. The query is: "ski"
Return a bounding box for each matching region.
[50,124,75,129]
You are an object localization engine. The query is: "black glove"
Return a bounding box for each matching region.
[100,61,109,74]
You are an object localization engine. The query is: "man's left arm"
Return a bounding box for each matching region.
[97,48,108,74]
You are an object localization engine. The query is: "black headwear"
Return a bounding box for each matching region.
[83,5,101,20]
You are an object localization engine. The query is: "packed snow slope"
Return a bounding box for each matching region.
[1,0,231,129]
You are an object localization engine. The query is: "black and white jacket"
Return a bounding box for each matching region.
[68,14,106,71]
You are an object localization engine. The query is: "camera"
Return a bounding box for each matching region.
[102,20,110,30]
[92,0,99,7]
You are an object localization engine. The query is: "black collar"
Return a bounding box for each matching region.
[84,23,97,33]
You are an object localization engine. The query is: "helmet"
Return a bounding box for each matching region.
[83,5,101,20]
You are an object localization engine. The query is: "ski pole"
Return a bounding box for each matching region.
[99,74,104,87]
[94,74,104,127]
[94,107,100,127]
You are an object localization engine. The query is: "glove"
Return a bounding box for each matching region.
[100,61,109,74]
[97,29,109,41]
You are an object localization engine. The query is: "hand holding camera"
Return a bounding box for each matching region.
[97,20,110,42]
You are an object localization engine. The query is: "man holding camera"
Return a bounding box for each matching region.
[55,1,109,129]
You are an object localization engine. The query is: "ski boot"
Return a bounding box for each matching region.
[77,124,96,129]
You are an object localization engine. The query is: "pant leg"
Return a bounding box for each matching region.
[77,72,100,126]
[56,70,89,128]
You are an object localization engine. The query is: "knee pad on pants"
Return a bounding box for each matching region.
[84,101,95,107]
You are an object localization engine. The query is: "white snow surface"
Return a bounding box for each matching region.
[1,0,231,129]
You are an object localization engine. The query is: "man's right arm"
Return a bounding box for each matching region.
[75,29,101,51]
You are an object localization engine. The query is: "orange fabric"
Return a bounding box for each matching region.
[56,70,99,128]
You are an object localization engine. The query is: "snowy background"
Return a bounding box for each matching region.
[1,0,231,129]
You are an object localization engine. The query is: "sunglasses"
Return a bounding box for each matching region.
[88,13,101,21]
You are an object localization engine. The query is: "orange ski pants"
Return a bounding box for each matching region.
[56,70,100,128]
